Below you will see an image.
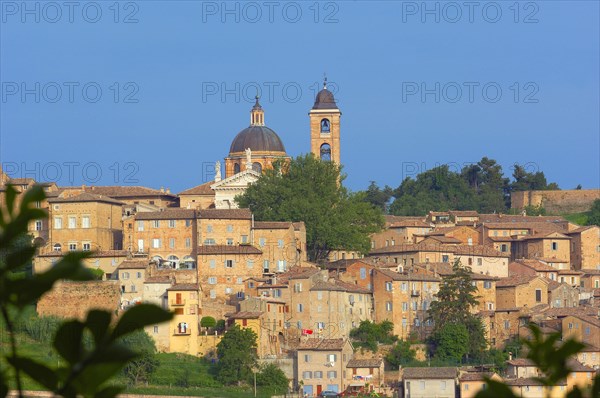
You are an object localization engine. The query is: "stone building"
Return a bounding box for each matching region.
[567,225,600,270]
[496,275,549,310]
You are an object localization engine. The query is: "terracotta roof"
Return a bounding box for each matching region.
[144,276,172,284]
[479,214,566,224]
[511,259,556,272]
[229,311,263,319]
[346,358,383,368]
[375,267,441,282]
[422,236,462,244]
[117,260,148,270]
[253,221,293,229]
[197,208,252,220]
[519,232,571,241]
[48,192,124,206]
[414,263,498,280]
[179,181,214,195]
[506,358,536,367]
[455,245,509,257]
[534,257,569,263]
[292,222,305,231]
[283,266,322,280]
[37,250,128,258]
[567,226,597,234]
[135,209,196,220]
[7,178,35,185]
[297,338,347,351]
[496,274,544,288]
[388,220,432,228]
[568,359,596,372]
[403,367,457,379]
[557,269,583,275]
[167,283,198,291]
[449,211,479,217]
[197,245,262,255]
[325,259,377,270]
[459,372,494,381]
[310,279,371,294]
[370,243,455,255]
[84,185,177,199]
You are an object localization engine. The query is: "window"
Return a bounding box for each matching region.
[317,291,323,300]
[487,303,494,310]
[320,143,331,161]
[35,220,42,231]
[152,220,160,228]
[208,277,217,285]
[236,277,243,285]
[136,221,144,231]
[168,220,176,228]
[304,354,310,362]
[226,238,233,246]
[122,272,129,280]
[441,381,446,390]
[327,354,337,362]
[360,268,367,279]
[259,238,266,247]
[442,255,449,263]
[226,224,233,232]
[500,244,507,252]
[67,216,76,229]
[477,258,482,266]
[402,302,408,311]
[297,303,303,312]
[83,243,91,251]
[225,260,234,268]
[302,371,312,379]
[204,238,216,245]
[420,381,425,390]
[385,282,393,291]
[136,272,142,279]
[484,281,492,289]
[401,282,407,291]
[314,371,323,379]
[247,260,254,268]
[185,238,191,248]
[68,243,77,251]
[153,326,158,333]
[552,242,558,251]
[327,371,337,378]
[169,238,175,248]
[241,235,248,243]
[225,287,232,294]
[386,302,393,311]
[535,289,542,302]
[185,220,192,227]
[206,224,213,233]
[320,118,330,133]
[294,283,302,292]
[263,260,270,271]
[468,258,473,265]
[152,239,161,249]
[54,217,62,229]
[209,290,216,299]
[504,320,510,330]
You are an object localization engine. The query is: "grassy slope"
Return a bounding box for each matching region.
[1,330,274,397]
[563,212,590,226]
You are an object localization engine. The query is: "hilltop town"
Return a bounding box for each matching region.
[1,82,599,398]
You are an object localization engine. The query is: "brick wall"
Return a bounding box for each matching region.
[511,190,600,214]
[37,281,120,320]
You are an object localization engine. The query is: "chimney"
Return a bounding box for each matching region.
[160,186,165,193]
[166,188,171,194]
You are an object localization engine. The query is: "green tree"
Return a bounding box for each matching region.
[120,330,158,386]
[255,363,289,394]
[587,199,600,227]
[0,185,172,398]
[362,181,393,213]
[200,316,216,330]
[216,325,258,385]
[430,322,469,363]
[235,154,384,262]
[511,164,559,192]
[385,340,416,369]
[390,165,478,216]
[427,260,486,363]
[349,320,397,352]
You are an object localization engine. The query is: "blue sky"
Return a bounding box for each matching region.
[1,1,599,192]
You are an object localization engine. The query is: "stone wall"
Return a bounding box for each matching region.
[37,281,120,320]
[511,190,600,214]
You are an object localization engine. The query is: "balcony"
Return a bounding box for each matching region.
[411,290,420,297]
[171,299,186,306]
[173,327,191,336]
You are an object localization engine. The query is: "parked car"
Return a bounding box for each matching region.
[319,391,339,398]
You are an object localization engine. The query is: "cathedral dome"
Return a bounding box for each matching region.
[312,78,338,110]
[229,125,286,154]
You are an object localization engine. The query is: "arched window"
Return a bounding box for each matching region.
[167,255,179,268]
[53,243,62,252]
[233,163,240,174]
[320,118,330,133]
[320,144,331,161]
[252,162,262,173]
[151,255,163,264]
[182,255,196,269]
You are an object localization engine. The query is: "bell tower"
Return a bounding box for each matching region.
[310,77,341,164]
